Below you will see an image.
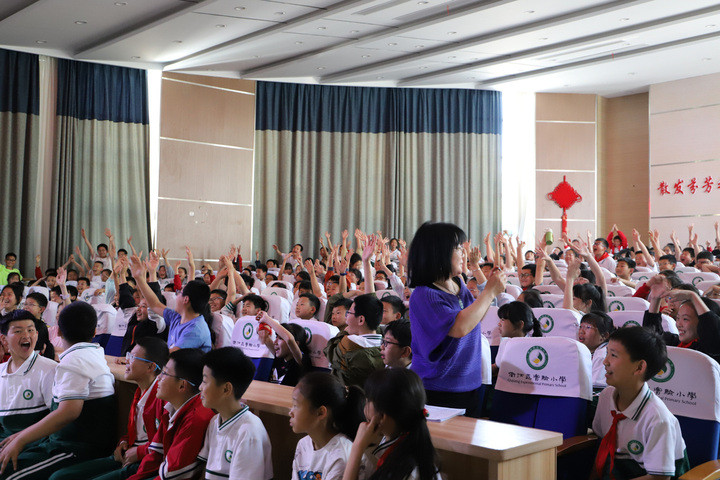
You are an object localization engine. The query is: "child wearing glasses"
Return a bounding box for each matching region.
[52,337,169,480]
[127,348,214,480]
[0,302,116,480]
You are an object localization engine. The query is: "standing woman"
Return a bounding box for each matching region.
[408,222,506,417]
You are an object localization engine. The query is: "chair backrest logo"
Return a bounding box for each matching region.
[526,346,549,370]
[609,300,625,311]
[622,320,640,328]
[538,314,554,333]
[243,323,254,339]
[652,358,675,383]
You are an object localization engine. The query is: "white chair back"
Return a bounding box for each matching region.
[480,306,502,346]
[289,319,339,369]
[678,271,720,288]
[481,333,491,385]
[533,284,563,295]
[606,283,635,297]
[93,303,118,335]
[261,286,294,303]
[608,311,678,334]
[606,296,650,312]
[212,312,235,348]
[631,271,653,283]
[231,315,274,359]
[531,308,581,340]
[675,266,699,273]
[505,284,522,299]
[260,294,291,323]
[696,280,720,295]
[538,294,564,308]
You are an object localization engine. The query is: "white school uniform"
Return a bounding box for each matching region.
[92,254,112,271]
[591,343,608,389]
[54,343,115,402]
[197,406,273,480]
[592,383,686,477]
[0,352,56,429]
[597,256,617,272]
[293,434,368,480]
[347,333,382,348]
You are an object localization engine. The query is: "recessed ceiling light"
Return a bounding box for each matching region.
[317,66,326,70]
[619,17,630,21]
[253,55,259,58]
[234,6,246,10]
[362,54,371,58]
[74,20,87,25]
[447,31,457,35]
[539,37,548,41]
[131,56,141,59]
[172,40,182,44]
[563,84,571,87]
[703,57,712,61]
[387,42,397,46]
[418,1,428,4]
[628,72,636,75]
[524,10,535,14]
[295,41,303,45]
[317,26,326,30]
[448,55,456,59]
[216,24,226,28]
[376,76,384,79]
[350,30,360,33]
[414,45,424,48]
[35,40,47,44]
[274,11,284,15]
[114,2,127,5]
[706,24,716,28]
[419,66,429,69]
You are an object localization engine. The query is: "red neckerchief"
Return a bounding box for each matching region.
[377,434,407,468]
[594,410,626,479]
[678,339,697,349]
[595,252,610,262]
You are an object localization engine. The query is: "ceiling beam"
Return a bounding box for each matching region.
[239,0,518,77]
[474,30,720,88]
[163,0,371,71]
[0,0,49,25]
[74,0,225,57]
[399,4,720,86]
[318,0,652,83]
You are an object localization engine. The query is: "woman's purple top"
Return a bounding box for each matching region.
[409,283,483,392]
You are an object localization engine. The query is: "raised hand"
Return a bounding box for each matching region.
[56,267,67,286]
[362,235,377,262]
[341,229,349,240]
[129,255,146,279]
[81,228,87,239]
[147,250,160,271]
[646,275,670,299]
[104,228,112,238]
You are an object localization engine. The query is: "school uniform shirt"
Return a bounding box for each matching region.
[92,254,113,271]
[129,394,215,480]
[591,343,608,389]
[164,308,212,353]
[197,405,273,480]
[54,343,115,402]
[293,434,368,480]
[593,383,688,478]
[120,377,165,462]
[0,351,56,438]
[596,255,617,273]
[368,436,442,480]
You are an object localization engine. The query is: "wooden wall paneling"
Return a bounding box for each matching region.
[535,122,596,170]
[163,72,255,93]
[649,72,720,114]
[536,93,596,122]
[649,105,720,166]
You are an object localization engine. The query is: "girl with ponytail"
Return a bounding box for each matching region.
[291,372,368,480]
[343,369,441,480]
[497,301,543,338]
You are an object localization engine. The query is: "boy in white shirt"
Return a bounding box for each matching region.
[198,347,273,480]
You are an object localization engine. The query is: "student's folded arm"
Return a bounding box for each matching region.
[15,399,83,449]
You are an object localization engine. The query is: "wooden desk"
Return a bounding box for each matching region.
[106,357,562,480]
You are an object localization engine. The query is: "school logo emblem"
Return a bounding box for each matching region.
[627,440,644,455]
[303,327,313,342]
[622,320,641,328]
[538,315,554,333]
[526,346,549,370]
[542,301,555,308]
[607,290,615,297]
[22,390,33,400]
[271,292,278,295]
[609,300,625,311]
[243,323,254,339]
[652,358,675,383]
[692,276,702,286]
[155,418,160,428]
[224,450,233,462]
[381,292,393,298]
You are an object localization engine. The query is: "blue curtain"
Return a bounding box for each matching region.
[254,81,502,257]
[0,48,40,277]
[50,59,151,266]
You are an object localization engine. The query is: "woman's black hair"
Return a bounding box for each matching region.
[573,283,605,312]
[407,222,467,287]
[283,323,313,375]
[34,317,55,360]
[497,301,542,337]
[296,372,365,440]
[364,369,439,480]
[578,263,596,285]
[518,289,543,308]
[580,311,615,339]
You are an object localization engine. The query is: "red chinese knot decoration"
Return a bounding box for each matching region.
[546,175,582,236]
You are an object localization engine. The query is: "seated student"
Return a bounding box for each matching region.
[52,337,169,480]
[295,292,320,320]
[680,247,695,267]
[695,250,719,273]
[198,347,273,480]
[0,283,24,316]
[380,319,412,369]
[254,264,269,290]
[127,348,215,480]
[593,326,688,480]
[0,302,116,480]
[497,301,542,338]
[240,294,269,318]
[516,289,543,308]
[130,256,212,353]
[518,264,536,291]
[379,296,406,326]
[0,253,22,285]
[344,368,441,480]
[80,230,112,271]
[643,276,720,363]
[325,294,385,387]
[612,257,636,288]
[331,298,353,331]
[578,311,614,388]
[290,372,367,480]
[593,238,617,272]
[21,293,55,360]
[657,254,677,272]
[257,311,312,386]
[0,311,57,445]
[117,262,167,356]
[606,225,628,255]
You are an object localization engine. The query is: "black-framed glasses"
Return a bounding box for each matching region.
[159,368,196,387]
[126,352,160,372]
[381,339,404,348]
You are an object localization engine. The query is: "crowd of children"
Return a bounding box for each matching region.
[1,222,720,479]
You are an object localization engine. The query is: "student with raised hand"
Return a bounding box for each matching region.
[592,327,688,480]
[408,222,506,418]
[198,347,273,480]
[0,302,116,480]
[0,311,57,446]
[129,255,212,353]
[290,372,368,480]
[578,311,615,389]
[343,368,441,480]
[52,337,169,480]
[257,311,312,386]
[564,257,605,314]
[80,228,112,270]
[127,348,214,480]
[643,275,720,363]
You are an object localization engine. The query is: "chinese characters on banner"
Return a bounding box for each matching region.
[657,176,717,196]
